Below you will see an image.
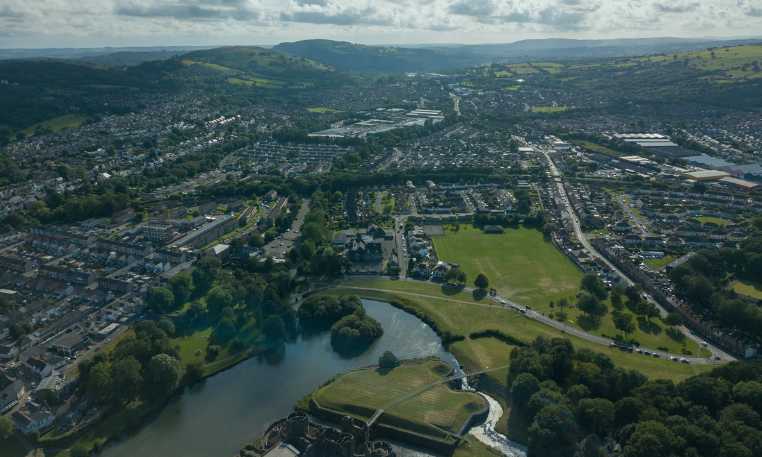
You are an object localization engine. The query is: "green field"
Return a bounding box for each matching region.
[174,316,262,367]
[20,113,87,135]
[441,224,484,236]
[307,107,343,113]
[732,278,762,299]
[643,255,677,270]
[313,359,486,439]
[432,228,582,308]
[696,217,730,226]
[531,106,569,113]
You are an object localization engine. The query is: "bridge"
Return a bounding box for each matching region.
[443,370,486,382]
[367,409,384,427]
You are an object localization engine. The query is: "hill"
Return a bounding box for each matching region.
[427,37,762,62]
[272,39,488,73]
[79,51,189,66]
[179,46,356,89]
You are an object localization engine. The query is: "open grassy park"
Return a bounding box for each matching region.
[696,217,730,227]
[431,227,582,308]
[732,278,762,300]
[19,113,87,136]
[643,254,677,270]
[312,358,486,439]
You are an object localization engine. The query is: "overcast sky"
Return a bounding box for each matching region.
[1,0,761,48]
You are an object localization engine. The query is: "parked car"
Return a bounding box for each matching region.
[681,358,689,363]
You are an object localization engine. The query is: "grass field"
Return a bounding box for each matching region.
[449,337,516,387]
[531,106,569,113]
[732,278,762,299]
[431,227,582,308]
[696,217,730,227]
[318,286,705,383]
[174,316,262,367]
[307,107,343,113]
[643,255,677,270]
[313,359,486,438]
[20,114,87,135]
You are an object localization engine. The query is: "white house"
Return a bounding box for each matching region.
[11,401,54,434]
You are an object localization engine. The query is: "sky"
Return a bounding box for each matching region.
[1,0,761,48]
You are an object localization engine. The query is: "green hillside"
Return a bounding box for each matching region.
[273,39,489,73]
[180,46,356,89]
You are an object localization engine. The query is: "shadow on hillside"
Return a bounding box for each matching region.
[472,290,487,301]
[440,285,463,297]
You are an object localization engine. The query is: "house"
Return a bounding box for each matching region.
[432,264,449,279]
[414,263,431,277]
[25,355,66,378]
[611,221,633,233]
[205,244,231,260]
[111,207,136,225]
[0,371,25,413]
[11,401,54,435]
[0,255,36,273]
[0,345,19,361]
[50,331,90,357]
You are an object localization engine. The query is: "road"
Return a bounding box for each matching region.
[394,216,407,279]
[337,279,720,365]
[262,199,311,261]
[541,149,734,363]
[616,194,651,235]
[450,93,461,115]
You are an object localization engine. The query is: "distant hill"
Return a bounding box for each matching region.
[426,37,762,62]
[0,46,213,61]
[79,51,190,66]
[272,39,488,73]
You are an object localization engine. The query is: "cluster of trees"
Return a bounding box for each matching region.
[669,237,762,341]
[330,307,383,353]
[297,295,362,327]
[77,321,185,404]
[510,335,762,457]
[296,207,352,276]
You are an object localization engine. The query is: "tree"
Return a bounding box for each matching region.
[146,287,174,314]
[543,222,554,236]
[665,312,683,327]
[206,286,234,314]
[577,293,603,318]
[511,373,541,408]
[157,318,175,336]
[169,271,193,304]
[147,354,182,399]
[247,233,264,247]
[87,362,114,401]
[70,442,90,457]
[262,315,286,340]
[610,293,622,308]
[111,356,143,403]
[378,350,401,369]
[581,272,607,300]
[192,256,221,290]
[474,273,489,290]
[8,323,25,340]
[0,415,13,441]
[288,247,299,263]
[185,358,205,381]
[300,240,315,261]
[613,311,637,340]
[577,398,615,436]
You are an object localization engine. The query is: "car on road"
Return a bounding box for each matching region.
[653,353,660,358]
[635,348,642,353]
[294,229,299,233]
[643,350,651,355]
[681,358,689,363]
[95,346,101,351]
[670,356,678,361]
[715,355,721,360]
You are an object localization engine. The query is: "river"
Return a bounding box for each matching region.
[101,299,525,457]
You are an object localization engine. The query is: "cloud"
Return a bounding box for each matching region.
[0,0,760,46]
[653,2,700,13]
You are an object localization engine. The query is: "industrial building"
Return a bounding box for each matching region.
[680,170,731,181]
